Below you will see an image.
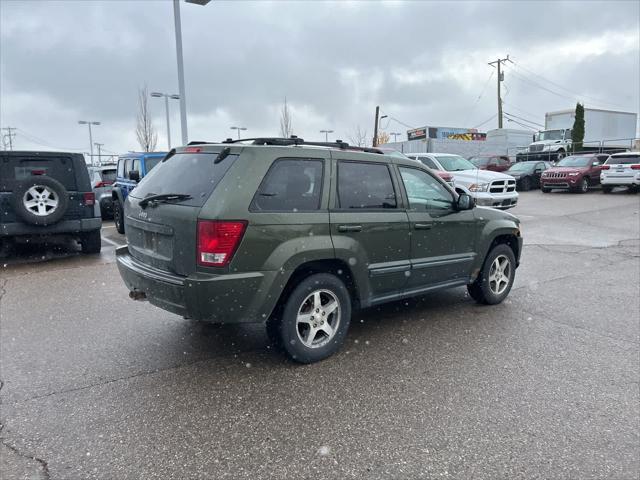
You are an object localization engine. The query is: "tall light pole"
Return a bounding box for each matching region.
[174,0,212,145]
[320,129,334,142]
[390,132,402,142]
[78,120,100,165]
[230,126,247,139]
[151,92,180,149]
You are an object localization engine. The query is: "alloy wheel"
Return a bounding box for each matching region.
[296,289,341,348]
[488,255,511,295]
[23,185,59,217]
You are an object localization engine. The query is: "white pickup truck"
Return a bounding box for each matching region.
[407,153,519,210]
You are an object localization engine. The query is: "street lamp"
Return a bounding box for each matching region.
[320,129,334,142]
[230,126,247,139]
[390,132,402,142]
[78,120,100,165]
[151,92,180,149]
[173,0,212,146]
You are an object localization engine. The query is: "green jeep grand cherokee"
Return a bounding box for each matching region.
[116,138,522,363]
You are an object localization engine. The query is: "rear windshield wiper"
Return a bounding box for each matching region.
[139,193,192,208]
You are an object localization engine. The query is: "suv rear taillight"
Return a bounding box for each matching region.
[631,165,640,170]
[197,220,247,267]
[83,192,95,206]
[601,165,610,170]
[95,181,113,187]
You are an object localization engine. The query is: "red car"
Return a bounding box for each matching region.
[469,155,512,172]
[540,153,609,193]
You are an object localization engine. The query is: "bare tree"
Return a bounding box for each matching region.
[136,85,157,152]
[279,97,293,138]
[375,131,391,145]
[348,125,369,147]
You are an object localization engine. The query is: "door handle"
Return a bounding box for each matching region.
[338,225,362,233]
[414,223,433,230]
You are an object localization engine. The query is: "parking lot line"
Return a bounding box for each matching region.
[101,236,124,248]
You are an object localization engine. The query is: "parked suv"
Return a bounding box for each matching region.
[407,153,519,209]
[600,151,640,193]
[88,165,117,218]
[116,138,522,363]
[540,153,609,193]
[112,152,166,233]
[468,155,512,172]
[0,151,102,254]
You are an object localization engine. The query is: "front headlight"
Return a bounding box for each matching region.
[567,172,579,176]
[541,172,548,177]
[468,182,489,192]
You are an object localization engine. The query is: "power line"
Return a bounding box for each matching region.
[472,113,497,129]
[464,70,494,125]
[504,116,537,131]
[509,58,628,110]
[16,128,86,151]
[1,127,16,150]
[502,111,544,128]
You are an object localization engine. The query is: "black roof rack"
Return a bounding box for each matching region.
[220,136,385,154]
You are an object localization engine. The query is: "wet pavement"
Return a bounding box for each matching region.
[1,189,639,479]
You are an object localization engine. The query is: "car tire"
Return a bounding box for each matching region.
[578,177,589,194]
[113,200,125,234]
[520,177,531,191]
[602,185,613,194]
[556,149,566,161]
[81,230,102,254]
[272,273,351,363]
[12,176,69,226]
[467,243,516,305]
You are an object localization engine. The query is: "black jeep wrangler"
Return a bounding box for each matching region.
[0,151,102,255]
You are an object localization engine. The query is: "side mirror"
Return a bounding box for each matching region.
[456,193,474,211]
[128,170,140,182]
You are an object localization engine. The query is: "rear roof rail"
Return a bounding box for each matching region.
[219,136,385,154]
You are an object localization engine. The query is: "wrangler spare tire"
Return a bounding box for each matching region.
[12,176,69,226]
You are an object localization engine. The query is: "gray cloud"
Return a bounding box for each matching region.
[1,0,638,154]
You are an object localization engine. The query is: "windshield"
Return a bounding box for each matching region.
[557,156,591,167]
[508,162,535,172]
[538,130,564,141]
[435,155,476,172]
[606,155,640,165]
[469,157,489,167]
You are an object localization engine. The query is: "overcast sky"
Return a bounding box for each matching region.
[1,0,638,155]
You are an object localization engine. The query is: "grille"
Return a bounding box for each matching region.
[545,172,566,179]
[530,144,544,152]
[489,179,516,193]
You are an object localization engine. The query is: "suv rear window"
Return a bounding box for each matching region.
[145,157,162,172]
[251,158,324,212]
[337,161,397,209]
[606,155,640,165]
[101,169,117,182]
[0,155,77,191]
[129,152,238,207]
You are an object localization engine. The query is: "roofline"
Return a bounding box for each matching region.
[545,108,638,117]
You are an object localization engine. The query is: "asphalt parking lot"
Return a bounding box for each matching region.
[1,188,639,479]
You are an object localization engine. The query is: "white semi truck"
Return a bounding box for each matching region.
[516,108,638,162]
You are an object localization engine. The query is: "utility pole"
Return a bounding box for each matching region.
[94,143,103,165]
[373,106,380,147]
[2,127,16,150]
[488,56,509,129]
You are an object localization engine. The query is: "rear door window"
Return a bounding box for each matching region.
[337,161,397,209]
[251,158,324,212]
[0,155,77,191]
[130,151,239,207]
[101,169,117,183]
[144,157,162,173]
[418,157,438,169]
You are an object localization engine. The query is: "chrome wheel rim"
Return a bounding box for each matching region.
[296,289,340,349]
[582,179,588,192]
[23,186,59,217]
[488,255,511,295]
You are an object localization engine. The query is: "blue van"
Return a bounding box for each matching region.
[112,152,166,233]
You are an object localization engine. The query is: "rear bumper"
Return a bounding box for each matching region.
[0,218,102,237]
[600,175,640,186]
[116,246,280,323]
